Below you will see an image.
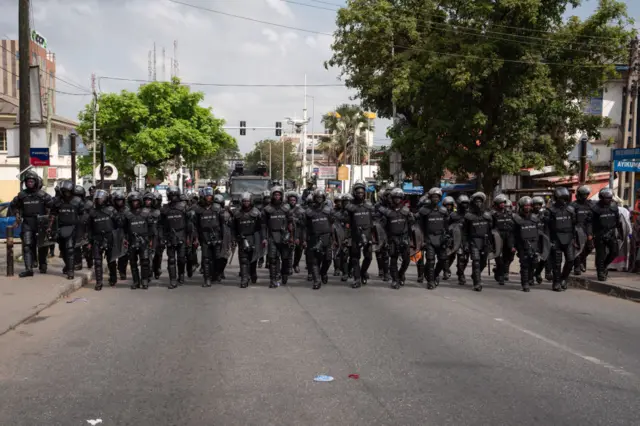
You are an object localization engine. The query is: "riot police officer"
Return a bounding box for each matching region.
[142,192,160,279]
[345,181,376,288]
[193,187,224,287]
[11,170,53,277]
[492,194,515,285]
[513,196,542,292]
[591,188,621,281]
[152,192,165,279]
[161,186,189,289]
[451,194,470,285]
[258,190,271,269]
[571,185,593,275]
[378,188,414,289]
[374,189,391,281]
[50,180,84,280]
[262,186,293,287]
[73,185,93,271]
[123,192,154,290]
[332,194,346,277]
[546,187,576,291]
[441,196,456,280]
[287,192,306,274]
[214,193,233,281]
[463,192,493,291]
[532,196,552,283]
[303,189,335,290]
[87,190,119,290]
[233,192,263,288]
[111,191,129,280]
[418,188,449,289]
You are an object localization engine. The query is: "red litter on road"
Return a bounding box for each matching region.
[348,374,359,379]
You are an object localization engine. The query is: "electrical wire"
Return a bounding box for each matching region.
[97,75,345,87]
[166,0,626,68]
[280,0,337,12]
[54,89,91,96]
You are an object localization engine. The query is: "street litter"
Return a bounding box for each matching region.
[348,374,360,379]
[66,297,88,304]
[314,375,334,382]
[86,420,102,425]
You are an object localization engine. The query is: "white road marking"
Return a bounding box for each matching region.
[493,318,632,376]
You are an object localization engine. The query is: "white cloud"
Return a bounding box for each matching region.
[0,0,389,153]
[264,0,294,18]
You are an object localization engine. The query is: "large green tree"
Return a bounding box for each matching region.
[76,78,236,184]
[318,104,374,166]
[194,145,241,181]
[327,0,634,191]
[244,139,298,181]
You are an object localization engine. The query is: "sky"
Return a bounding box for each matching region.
[0,0,638,154]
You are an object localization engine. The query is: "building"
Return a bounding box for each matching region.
[1,34,57,113]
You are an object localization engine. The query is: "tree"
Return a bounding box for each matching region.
[244,139,298,181]
[318,104,374,166]
[327,0,635,191]
[194,145,241,181]
[76,78,236,185]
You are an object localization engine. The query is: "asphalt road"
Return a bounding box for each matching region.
[0,259,639,426]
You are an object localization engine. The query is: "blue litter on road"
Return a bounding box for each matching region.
[66,297,88,304]
[314,375,334,382]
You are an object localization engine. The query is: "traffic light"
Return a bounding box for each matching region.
[240,121,246,136]
[275,121,282,137]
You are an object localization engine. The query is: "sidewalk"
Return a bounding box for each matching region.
[0,245,93,336]
[503,256,640,303]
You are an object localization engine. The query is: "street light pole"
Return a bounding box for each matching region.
[302,74,308,187]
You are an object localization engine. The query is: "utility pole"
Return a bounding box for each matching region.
[92,73,98,186]
[70,130,77,184]
[42,88,52,188]
[302,74,308,187]
[282,137,285,184]
[620,37,639,203]
[18,0,31,173]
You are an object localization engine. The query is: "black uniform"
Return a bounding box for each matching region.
[87,193,119,290]
[123,201,155,289]
[492,209,515,285]
[378,204,414,289]
[161,193,189,288]
[263,202,294,287]
[303,201,334,289]
[289,197,306,273]
[112,193,129,280]
[193,200,224,286]
[571,198,593,274]
[345,199,375,287]
[10,176,53,277]
[151,193,165,279]
[463,207,492,291]
[591,201,621,281]
[546,201,576,291]
[50,189,85,279]
[374,197,391,281]
[418,202,449,289]
[450,205,469,285]
[73,186,93,271]
[513,212,542,291]
[234,205,263,288]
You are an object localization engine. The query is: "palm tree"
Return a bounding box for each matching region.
[318,104,375,167]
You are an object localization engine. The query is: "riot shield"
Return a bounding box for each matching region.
[250,231,265,263]
[446,223,463,256]
[372,221,387,253]
[109,228,127,263]
[538,233,551,261]
[333,222,346,249]
[410,223,424,257]
[573,227,588,257]
[487,229,503,260]
[619,217,631,252]
[37,215,57,248]
[74,214,89,248]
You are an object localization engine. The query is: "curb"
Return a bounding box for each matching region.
[567,275,640,303]
[0,269,94,337]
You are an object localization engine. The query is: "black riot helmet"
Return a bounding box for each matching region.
[470,192,486,210]
[287,191,299,206]
[576,185,591,202]
[241,192,252,210]
[202,187,215,204]
[390,188,404,205]
[313,188,325,205]
[271,186,284,204]
[518,196,533,214]
[36,176,43,190]
[493,194,508,209]
[213,194,224,205]
[23,170,39,190]
[554,187,571,204]
[352,181,366,201]
[60,180,75,199]
[166,186,180,202]
[88,185,96,199]
[143,192,155,208]
[343,193,353,204]
[128,191,142,209]
[442,196,455,212]
[334,193,343,208]
[154,192,163,208]
[74,185,86,199]
[94,189,109,206]
[598,187,614,206]
[531,196,544,212]
[428,187,442,203]
[457,194,470,209]
[111,190,125,208]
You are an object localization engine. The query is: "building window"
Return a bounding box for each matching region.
[57,134,63,151]
[0,128,6,151]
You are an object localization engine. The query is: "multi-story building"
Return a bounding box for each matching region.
[1,34,57,113]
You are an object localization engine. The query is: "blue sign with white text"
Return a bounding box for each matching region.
[613,160,640,172]
[612,148,640,161]
[29,148,50,166]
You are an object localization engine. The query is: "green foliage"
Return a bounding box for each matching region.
[318,104,374,166]
[244,139,298,180]
[194,146,241,180]
[327,0,635,190]
[77,155,94,178]
[76,78,236,183]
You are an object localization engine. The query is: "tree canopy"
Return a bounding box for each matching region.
[327,0,635,191]
[318,104,374,166]
[244,139,298,181]
[76,78,236,184]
